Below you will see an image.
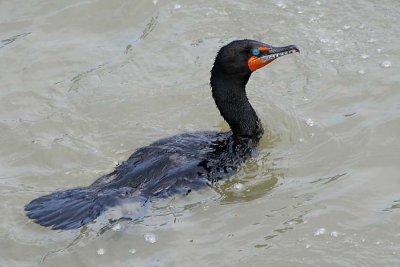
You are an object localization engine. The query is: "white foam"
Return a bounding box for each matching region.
[381,61,392,68]
[97,248,105,255]
[314,228,326,236]
[306,118,314,127]
[330,231,339,237]
[112,223,121,231]
[144,233,157,243]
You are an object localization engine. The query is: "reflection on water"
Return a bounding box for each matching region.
[216,174,278,204]
[211,128,282,204]
[215,156,280,205]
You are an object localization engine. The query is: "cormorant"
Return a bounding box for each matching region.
[25,39,299,230]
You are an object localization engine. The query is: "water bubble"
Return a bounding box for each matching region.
[343,25,351,30]
[275,1,287,8]
[299,138,304,143]
[129,249,137,254]
[112,223,121,231]
[380,61,392,68]
[314,228,326,236]
[305,244,311,248]
[376,48,382,53]
[144,233,157,243]
[233,183,243,190]
[330,231,339,237]
[97,248,105,255]
[305,118,314,127]
[152,0,158,5]
[360,54,369,59]
[358,70,366,75]
[173,4,181,10]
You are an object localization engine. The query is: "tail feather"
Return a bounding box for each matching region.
[25,187,133,230]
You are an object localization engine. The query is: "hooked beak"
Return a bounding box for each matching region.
[261,45,300,61]
[248,44,300,72]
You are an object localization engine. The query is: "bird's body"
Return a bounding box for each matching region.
[25,39,299,230]
[25,131,257,229]
[94,131,256,196]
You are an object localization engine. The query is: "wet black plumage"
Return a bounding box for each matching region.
[25,39,299,230]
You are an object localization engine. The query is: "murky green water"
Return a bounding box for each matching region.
[1,0,400,266]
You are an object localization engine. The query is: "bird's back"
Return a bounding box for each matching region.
[25,131,256,230]
[95,131,253,197]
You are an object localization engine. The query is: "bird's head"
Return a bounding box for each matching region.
[212,39,299,76]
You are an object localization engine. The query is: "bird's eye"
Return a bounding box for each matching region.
[252,49,260,56]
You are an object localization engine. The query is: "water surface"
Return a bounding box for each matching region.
[1,0,400,266]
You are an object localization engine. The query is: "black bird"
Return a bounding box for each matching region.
[25,39,299,230]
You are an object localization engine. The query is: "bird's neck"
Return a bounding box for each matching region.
[210,71,264,140]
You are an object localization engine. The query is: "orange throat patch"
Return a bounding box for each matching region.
[247,56,275,72]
